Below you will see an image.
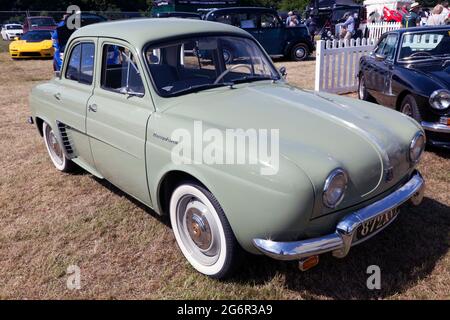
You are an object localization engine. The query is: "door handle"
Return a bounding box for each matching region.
[54,93,61,101]
[88,104,97,112]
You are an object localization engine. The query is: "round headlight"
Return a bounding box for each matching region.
[323,169,348,209]
[429,90,450,110]
[409,132,425,164]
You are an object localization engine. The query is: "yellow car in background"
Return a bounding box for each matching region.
[9,30,54,59]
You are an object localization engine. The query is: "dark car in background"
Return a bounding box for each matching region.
[153,11,201,19]
[358,26,450,148]
[23,16,56,34]
[205,7,314,61]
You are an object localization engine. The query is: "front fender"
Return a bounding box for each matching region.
[146,130,315,254]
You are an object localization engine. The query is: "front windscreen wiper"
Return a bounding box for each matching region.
[169,82,233,96]
[230,75,279,84]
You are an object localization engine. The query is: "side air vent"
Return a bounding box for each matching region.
[57,121,74,155]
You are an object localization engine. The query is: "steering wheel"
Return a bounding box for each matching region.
[409,51,433,58]
[214,64,253,84]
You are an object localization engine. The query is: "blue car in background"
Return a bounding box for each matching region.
[205,7,314,61]
[53,13,107,71]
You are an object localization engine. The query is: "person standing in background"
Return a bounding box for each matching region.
[427,5,446,25]
[402,2,421,28]
[340,12,355,40]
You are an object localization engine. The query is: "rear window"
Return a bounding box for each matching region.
[29,17,56,27]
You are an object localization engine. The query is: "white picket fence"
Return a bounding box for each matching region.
[314,22,402,94]
[314,38,376,94]
[367,22,402,43]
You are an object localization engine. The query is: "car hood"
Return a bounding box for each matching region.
[10,40,52,49]
[162,82,421,217]
[407,62,450,89]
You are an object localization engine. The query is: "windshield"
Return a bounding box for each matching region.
[7,25,22,30]
[145,36,279,97]
[399,30,450,61]
[29,17,56,27]
[21,31,52,41]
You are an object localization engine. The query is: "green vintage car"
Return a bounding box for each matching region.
[29,18,426,279]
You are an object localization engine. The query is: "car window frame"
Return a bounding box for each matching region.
[99,41,146,98]
[383,33,399,62]
[63,41,96,85]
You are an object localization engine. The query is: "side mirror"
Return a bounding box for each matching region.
[375,53,386,61]
[279,66,287,79]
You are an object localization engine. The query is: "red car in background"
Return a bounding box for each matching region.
[23,16,56,34]
[382,6,407,23]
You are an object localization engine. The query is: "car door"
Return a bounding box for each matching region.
[373,33,399,107]
[53,39,97,169]
[86,39,153,206]
[258,12,285,56]
[364,35,388,102]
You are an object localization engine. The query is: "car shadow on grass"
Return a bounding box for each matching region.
[230,197,450,299]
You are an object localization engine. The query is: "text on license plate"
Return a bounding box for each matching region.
[356,208,399,240]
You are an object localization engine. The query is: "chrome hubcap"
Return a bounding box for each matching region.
[295,48,305,59]
[402,103,413,117]
[177,195,220,265]
[45,125,63,165]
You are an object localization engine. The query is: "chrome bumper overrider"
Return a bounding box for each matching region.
[253,171,425,261]
[421,121,450,134]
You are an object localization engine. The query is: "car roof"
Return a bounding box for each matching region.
[27,16,54,19]
[388,25,450,35]
[207,7,277,14]
[70,18,251,50]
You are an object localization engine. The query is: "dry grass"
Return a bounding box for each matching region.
[0,44,449,300]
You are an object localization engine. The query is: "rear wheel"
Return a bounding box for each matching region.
[170,183,240,279]
[290,43,309,61]
[358,74,370,101]
[42,121,74,172]
[400,94,422,123]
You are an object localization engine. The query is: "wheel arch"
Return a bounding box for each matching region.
[157,170,209,216]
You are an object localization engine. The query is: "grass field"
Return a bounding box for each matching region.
[0,41,449,299]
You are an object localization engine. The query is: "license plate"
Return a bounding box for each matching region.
[355,208,399,241]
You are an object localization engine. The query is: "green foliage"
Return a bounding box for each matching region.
[279,0,310,11]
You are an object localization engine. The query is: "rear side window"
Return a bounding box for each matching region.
[101,44,145,96]
[65,42,95,85]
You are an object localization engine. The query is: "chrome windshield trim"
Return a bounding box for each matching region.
[253,171,425,261]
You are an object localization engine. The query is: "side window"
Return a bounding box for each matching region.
[65,42,95,85]
[239,13,257,29]
[65,43,81,81]
[261,14,281,28]
[374,36,387,55]
[101,44,145,96]
[80,43,95,84]
[383,34,398,61]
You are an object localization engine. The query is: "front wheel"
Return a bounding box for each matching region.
[170,183,240,279]
[290,43,309,61]
[400,94,422,123]
[358,74,370,101]
[42,121,74,172]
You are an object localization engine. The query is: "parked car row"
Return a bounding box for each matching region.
[29,18,426,279]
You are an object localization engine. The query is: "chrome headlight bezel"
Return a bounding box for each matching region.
[323,168,348,209]
[429,89,450,110]
[409,131,426,164]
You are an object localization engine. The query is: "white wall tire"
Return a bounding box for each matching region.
[42,121,73,172]
[170,183,240,279]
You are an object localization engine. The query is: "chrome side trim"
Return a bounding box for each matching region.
[253,171,425,261]
[421,121,450,133]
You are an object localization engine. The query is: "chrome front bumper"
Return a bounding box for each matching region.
[253,171,425,261]
[421,121,450,134]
